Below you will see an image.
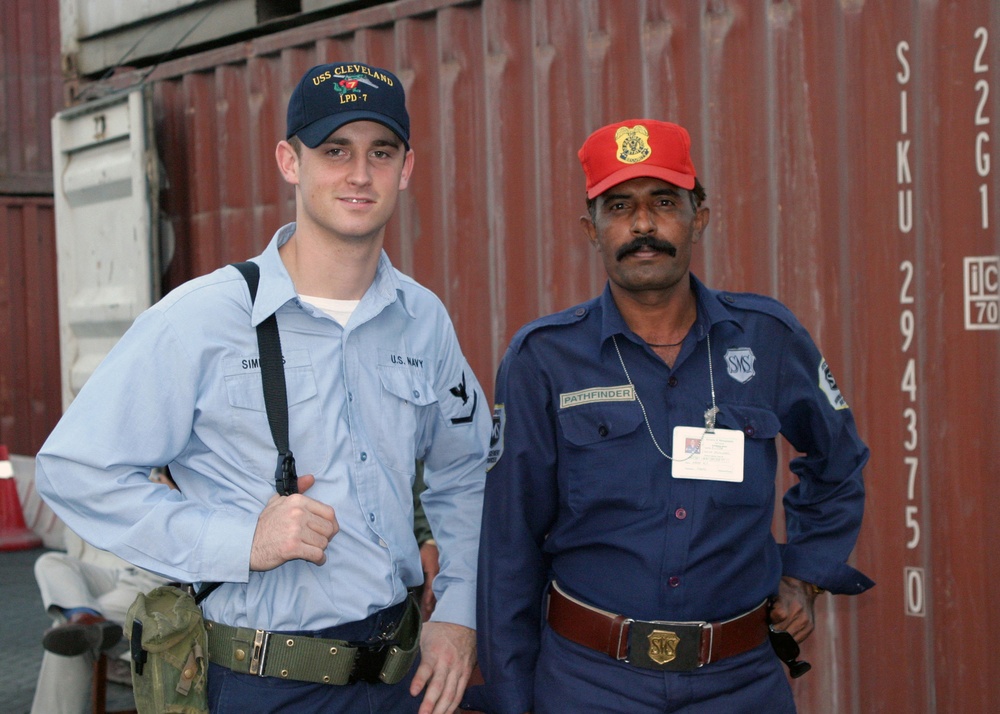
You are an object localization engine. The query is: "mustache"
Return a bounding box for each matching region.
[615,235,678,261]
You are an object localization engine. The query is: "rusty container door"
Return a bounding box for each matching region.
[0,198,61,453]
[846,2,1000,712]
[67,1,1000,711]
[0,0,64,455]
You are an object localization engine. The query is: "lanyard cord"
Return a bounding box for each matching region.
[612,332,718,462]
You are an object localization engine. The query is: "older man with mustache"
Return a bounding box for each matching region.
[470,119,873,714]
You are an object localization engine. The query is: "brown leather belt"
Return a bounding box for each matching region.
[546,581,769,671]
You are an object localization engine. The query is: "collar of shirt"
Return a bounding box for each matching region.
[596,273,742,350]
[249,223,416,327]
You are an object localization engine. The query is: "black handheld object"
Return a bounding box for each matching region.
[275,451,298,496]
[130,618,147,676]
[768,625,812,678]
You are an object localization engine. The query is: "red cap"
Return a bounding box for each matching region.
[578,119,696,199]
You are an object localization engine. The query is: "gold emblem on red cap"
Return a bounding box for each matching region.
[615,125,652,165]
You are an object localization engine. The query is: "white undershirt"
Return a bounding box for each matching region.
[300,294,360,326]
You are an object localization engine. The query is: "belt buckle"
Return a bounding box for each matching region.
[625,619,708,672]
[249,629,270,677]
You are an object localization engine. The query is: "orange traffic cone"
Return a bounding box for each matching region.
[0,444,43,551]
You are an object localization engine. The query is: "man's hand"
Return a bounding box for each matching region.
[419,541,440,621]
[769,576,819,643]
[409,622,476,714]
[249,474,338,571]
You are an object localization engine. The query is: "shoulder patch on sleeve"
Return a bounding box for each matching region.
[508,300,596,353]
[715,291,799,332]
[819,358,850,410]
[486,404,505,470]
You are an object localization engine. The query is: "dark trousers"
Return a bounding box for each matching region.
[534,622,796,714]
[207,602,422,713]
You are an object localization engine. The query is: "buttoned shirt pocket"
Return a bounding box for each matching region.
[558,403,647,513]
[223,349,319,477]
[377,365,438,473]
[224,349,318,411]
[709,404,781,507]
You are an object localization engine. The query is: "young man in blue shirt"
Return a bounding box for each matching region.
[37,62,489,714]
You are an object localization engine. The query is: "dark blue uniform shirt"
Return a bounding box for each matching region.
[476,275,873,713]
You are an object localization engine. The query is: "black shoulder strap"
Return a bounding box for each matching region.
[232,261,298,497]
[195,262,299,606]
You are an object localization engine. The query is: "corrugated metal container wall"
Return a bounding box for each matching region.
[83,0,1000,711]
[0,0,62,192]
[0,0,64,455]
[0,199,61,452]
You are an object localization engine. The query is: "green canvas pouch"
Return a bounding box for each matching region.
[124,584,209,714]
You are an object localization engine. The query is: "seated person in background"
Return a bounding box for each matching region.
[30,469,172,714]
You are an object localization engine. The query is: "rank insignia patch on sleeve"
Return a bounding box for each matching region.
[448,371,478,425]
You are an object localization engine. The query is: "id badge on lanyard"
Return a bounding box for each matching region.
[670,426,745,482]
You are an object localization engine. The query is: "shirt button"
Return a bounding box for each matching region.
[369,513,376,523]
[668,576,681,588]
[348,392,354,402]
[575,308,586,317]
[725,295,736,304]
[412,390,420,399]
[744,426,755,437]
[668,376,678,387]
[598,425,609,437]
[360,452,368,461]
[674,507,687,520]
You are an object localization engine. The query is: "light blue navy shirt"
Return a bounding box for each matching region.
[36,223,490,632]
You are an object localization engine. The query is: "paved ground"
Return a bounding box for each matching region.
[1,546,135,713]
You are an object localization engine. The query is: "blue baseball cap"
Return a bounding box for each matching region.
[286,62,410,149]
